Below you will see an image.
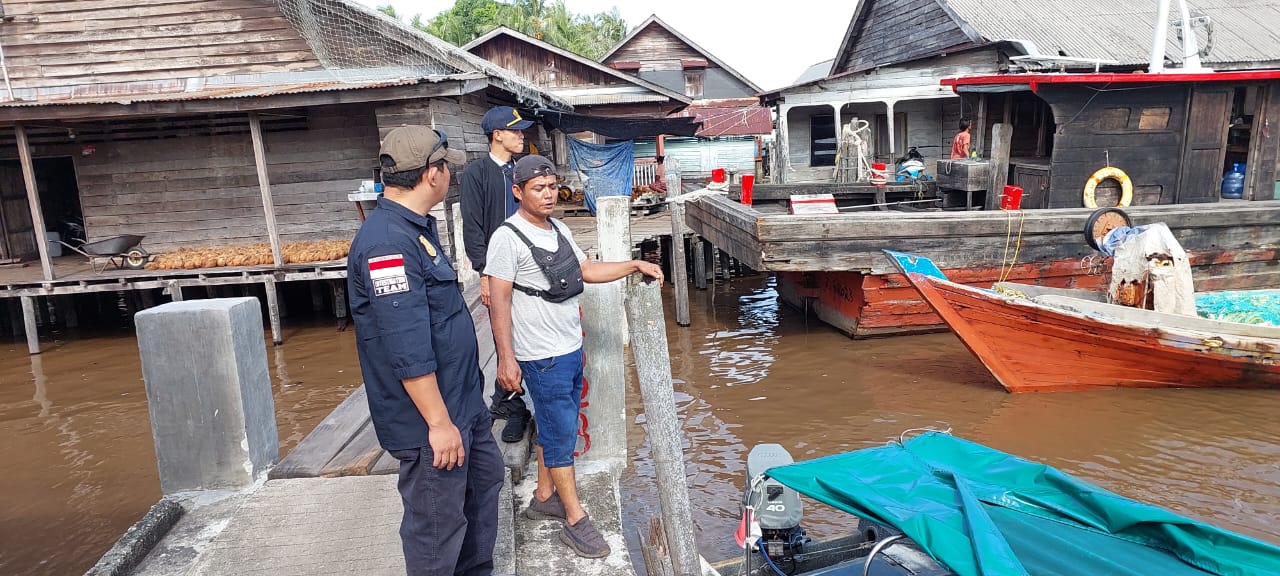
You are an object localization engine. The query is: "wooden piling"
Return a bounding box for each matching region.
[167,281,184,302]
[331,280,347,319]
[57,295,79,329]
[20,296,39,354]
[987,123,1013,210]
[692,236,707,290]
[139,289,157,310]
[625,277,700,576]
[264,278,283,345]
[668,200,691,327]
[311,281,325,313]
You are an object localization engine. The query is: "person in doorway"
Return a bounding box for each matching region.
[348,126,504,576]
[461,105,536,443]
[485,155,664,558]
[951,119,973,159]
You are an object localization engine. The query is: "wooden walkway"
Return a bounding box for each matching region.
[272,279,535,482]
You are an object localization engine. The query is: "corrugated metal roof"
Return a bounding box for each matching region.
[945,0,1280,67]
[794,60,835,85]
[672,99,772,137]
[559,93,671,106]
[0,75,477,108]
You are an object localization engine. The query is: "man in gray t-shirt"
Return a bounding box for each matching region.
[485,155,663,559]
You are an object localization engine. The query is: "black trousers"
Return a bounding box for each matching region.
[391,411,504,576]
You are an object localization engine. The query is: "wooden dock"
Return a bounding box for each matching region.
[684,192,1280,336]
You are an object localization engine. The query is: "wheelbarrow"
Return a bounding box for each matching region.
[57,234,150,273]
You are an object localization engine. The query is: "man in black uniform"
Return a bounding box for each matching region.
[348,126,503,576]
[461,106,535,442]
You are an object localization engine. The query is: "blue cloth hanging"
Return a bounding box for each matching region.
[567,137,633,215]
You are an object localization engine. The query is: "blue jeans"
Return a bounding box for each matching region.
[519,348,584,468]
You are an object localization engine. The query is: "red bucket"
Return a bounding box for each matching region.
[712,167,727,183]
[1000,185,1024,210]
[740,174,755,205]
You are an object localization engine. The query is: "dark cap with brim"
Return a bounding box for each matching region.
[482,106,535,133]
[513,154,557,186]
[380,126,466,173]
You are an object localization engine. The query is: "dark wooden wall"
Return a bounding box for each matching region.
[604,23,704,71]
[1038,84,1192,208]
[74,104,378,252]
[0,0,322,91]
[833,0,975,75]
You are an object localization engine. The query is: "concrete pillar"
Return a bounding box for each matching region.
[579,283,626,463]
[135,298,278,493]
[595,196,631,344]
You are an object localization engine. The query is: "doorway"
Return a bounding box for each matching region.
[0,157,83,261]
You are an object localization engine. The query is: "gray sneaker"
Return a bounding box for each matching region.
[524,492,566,521]
[559,515,611,559]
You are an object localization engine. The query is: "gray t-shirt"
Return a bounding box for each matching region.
[484,214,588,362]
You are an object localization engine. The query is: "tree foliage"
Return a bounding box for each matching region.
[383,0,628,61]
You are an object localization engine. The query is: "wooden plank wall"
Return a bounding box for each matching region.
[0,0,322,91]
[1037,84,1190,208]
[75,104,378,253]
[603,23,704,72]
[833,0,975,74]
[469,35,629,91]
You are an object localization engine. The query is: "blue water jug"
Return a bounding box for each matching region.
[1221,163,1245,199]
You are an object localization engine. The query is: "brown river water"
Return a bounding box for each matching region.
[3,276,1280,574]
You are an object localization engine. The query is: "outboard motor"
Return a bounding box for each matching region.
[744,444,807,562]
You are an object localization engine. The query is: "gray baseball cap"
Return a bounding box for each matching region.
[513,154,557,186]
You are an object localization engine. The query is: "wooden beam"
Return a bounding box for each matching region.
[974,94,988,154]
[987,123,1013,210]
[668,200,690,327]
[14,124,54,281]
[0,80,474,123]
[263,277,283,345]
[248,113,283,268]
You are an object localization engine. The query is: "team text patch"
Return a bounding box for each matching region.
[369,254,409,296]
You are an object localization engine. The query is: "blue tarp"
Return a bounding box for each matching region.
[767,432,1280,576]
[567,137,633,215]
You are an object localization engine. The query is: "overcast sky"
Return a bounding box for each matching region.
[354,0,853,91]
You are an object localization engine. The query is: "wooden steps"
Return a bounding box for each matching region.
[271,280,535,481]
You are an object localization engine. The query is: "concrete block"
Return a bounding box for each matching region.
[135,298,278,494]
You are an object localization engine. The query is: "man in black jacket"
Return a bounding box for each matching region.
[461,105,535,442]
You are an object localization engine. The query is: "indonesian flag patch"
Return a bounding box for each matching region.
[369,254,409,296]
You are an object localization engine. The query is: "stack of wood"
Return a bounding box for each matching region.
[146,239,351,270]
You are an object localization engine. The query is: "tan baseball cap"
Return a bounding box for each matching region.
[380,126,466,173]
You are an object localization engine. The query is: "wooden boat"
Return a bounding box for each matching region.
[885,250,1280,392]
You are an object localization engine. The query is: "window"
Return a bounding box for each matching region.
[684,70,704,99]
[810,114,837,167]
[1099,107,1131,131]
[1139,107,1171,130]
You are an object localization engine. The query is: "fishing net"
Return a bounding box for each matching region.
[273,0,550,106]
[567,137,633,215]
[1195,291,1280,327]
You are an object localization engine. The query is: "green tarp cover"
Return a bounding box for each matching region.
[766,433,1280,576]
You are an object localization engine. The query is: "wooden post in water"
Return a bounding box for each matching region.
[20,295,39,354]
[987,123,1013,210]
[625,277,700,576]
[668,198,691,327]
[691,236,707,290]
[264,277,283,345]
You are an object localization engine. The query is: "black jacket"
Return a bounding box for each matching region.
[460,156,509,274]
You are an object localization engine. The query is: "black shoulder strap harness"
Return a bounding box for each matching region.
[500,219,585,303]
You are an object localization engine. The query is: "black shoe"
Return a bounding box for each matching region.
[490,395,526,419]
[501,408,529,443]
